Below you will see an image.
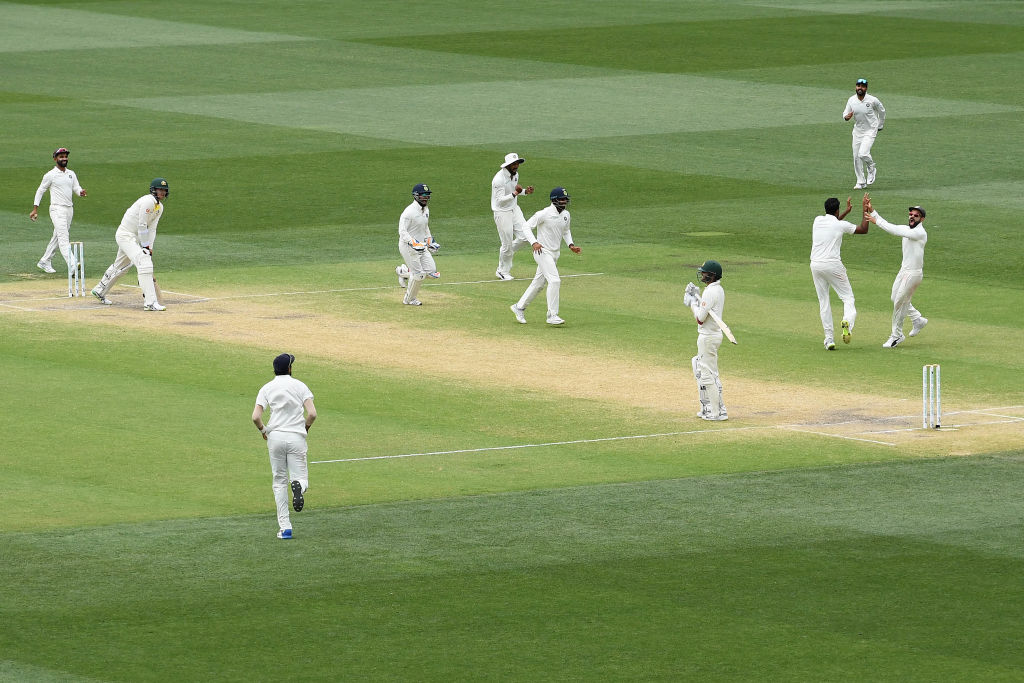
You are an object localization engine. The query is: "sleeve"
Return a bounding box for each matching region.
[492,176,514,211]
[841,220,858,234]
[299,381,313,402]
[33,172,51,206]
[871,211,918,239]
[521,210,540,244]
[398,207,412,244]
[255,387,268,409]
[875,98,885,129]
[138,197,158,247]
[71,171,83,196]
[842,98,853,119]
[562,215,574,247]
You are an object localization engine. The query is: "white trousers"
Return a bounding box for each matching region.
[267,431,309,533]
[40,205,76,269]
[890,268,924,338]
[810,261,856,340]
[852,132,877,185]
[693,332,726,418]
[517,249,561,318]
[398,241,437,302]
[494,207,530,274]
[94,229,158,304]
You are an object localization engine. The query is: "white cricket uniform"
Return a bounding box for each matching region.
[872,210,928,339]
[94,194,164,305]
[492,167,530,275]
[810,214,859,341]
[397,200,437,302]
[256,375,314,534]
[516,205,573,319]
[843,93,885,186]
[691,280,727,419]
[34,165,84,269]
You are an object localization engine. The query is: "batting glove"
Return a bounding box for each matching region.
[410,241,426,253]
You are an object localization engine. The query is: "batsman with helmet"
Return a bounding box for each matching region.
[91,178,169,310]
[684,260,729,421]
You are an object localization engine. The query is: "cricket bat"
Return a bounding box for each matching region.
[153,278,164,306]
[707,309,738,344]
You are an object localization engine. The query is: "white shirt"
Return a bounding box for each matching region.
[810,214,858,263]
[872,211,927,271]
[522,205,573,254]
[255,375,314,436]
[491,168,520,212]
[843,94,885,134]
[34,166,83,207]
[398,200,431,244]
[696,280,724,335]
[117,194,164,248]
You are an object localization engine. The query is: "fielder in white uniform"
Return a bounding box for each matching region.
[91,178,169,310]
[30,147,87,274]
[492,152,534,280]
[252,353,317,540]
[509,187,580,326]
[811,195,870,350]
[684,260,728,421]
[843,78,885,189]
[394,183,441,306]
[866,201,929,348]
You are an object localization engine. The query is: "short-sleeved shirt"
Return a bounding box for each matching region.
[256,375,314,436]
[810,214,857,263]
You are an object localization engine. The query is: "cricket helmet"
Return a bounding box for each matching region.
[697,259,723,283]
[549,187,570,208]
[150,178,169,196]
[412,183,431,202]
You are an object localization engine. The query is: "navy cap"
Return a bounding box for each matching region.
[273,353,294,375]
[856,78,868,85]
[909,205,926,218]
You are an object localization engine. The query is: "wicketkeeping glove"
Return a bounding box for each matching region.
[410,241,426,253]
[427,239,441,253]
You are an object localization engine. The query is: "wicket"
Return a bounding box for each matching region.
[68,241,85,297]
[922,364,941,429]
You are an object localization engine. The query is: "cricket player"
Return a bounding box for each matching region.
[91,178,169,309]
[866,199,929,348]
[810,195,870,350]
[843,78,886,189]
[394,183,440,306]
[492,152,534,280]
[509,187,580,326]
[252,353,317,540]
[684,261,728,421]
[30,147,87,274]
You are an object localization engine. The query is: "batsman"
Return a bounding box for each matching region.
[684,260,729,421]
[91,178,169,310]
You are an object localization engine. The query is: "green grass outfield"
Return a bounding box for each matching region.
[1,1,1023,680]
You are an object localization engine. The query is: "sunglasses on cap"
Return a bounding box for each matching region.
[856,79,868,85]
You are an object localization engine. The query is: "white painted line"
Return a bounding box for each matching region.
[312,425,761,464]
[778,426,897,447]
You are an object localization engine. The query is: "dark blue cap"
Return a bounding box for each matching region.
[273,353,294,375]
[856,78,868,85]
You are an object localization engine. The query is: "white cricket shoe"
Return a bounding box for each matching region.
[37,261,56,273]
[546,315,565,326]
[824,338,836,350]
[701,414,728,421]
[882,334,903,348]
[91,288,113,305]
[495,271,514,281]
[510,304,526,324]
[143,302,167,311]
[867,168,877,185]
[403,298,422,306]
[909,317,928,337]
[396,264,409,287]
[854,183,865,190]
